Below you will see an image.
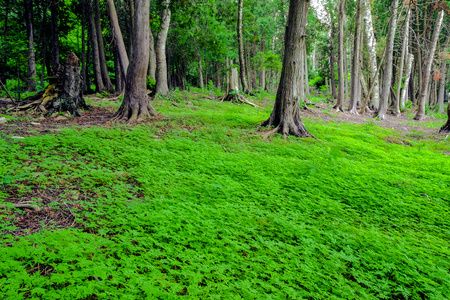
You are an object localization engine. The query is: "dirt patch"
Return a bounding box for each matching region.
[384,136,412,146]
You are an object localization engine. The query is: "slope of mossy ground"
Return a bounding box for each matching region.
[0,90,449,299]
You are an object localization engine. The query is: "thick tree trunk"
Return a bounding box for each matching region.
[377,0,399,120]
[238,0,249,94]
[87,0,105,92]
[261,0,313,138]
[329,23,337,99]
[147,28,156,80]
[414,10,444,120]
[113,0,157,122]
[25,0,37,92]
[94,0,114,93]
[106,0,129,79]
[155,0,171,96]
[394,8,411,116]
[348,0,362,114]
[400,54,414,110]
[335,0,345,111]
[362,0,379,110]
[50,3,60,68]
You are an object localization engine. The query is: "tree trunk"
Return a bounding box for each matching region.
[349,0,362,114]
[439,104,450,133]
[304,46,309,95]
[394,8,411,116]
[127,0,135,57]
[25,0,37,92]
[106,0,129,79]
[329,22,337,99]
[50,3,59,68]
[94,0,114,93]
[260,37,266,90]
[147,28,156,80]
[414,10,444,120]
[238,0,249,94]
[198,58,204,89]
[113,42,124,93]
[400,54,414,110]
[155,0,171,96]
[87,0,105,92]
[113,0,157,122]
[362,0,379,110]
[261,0,313,138]
[81,0,87,92]
[437,41,448,114]
[377,0,399,120]
[335,0,345,111]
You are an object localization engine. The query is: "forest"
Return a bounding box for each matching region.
[0,0,450,298]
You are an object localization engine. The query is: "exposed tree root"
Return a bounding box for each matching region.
[261,118,315,139]
[218,91,258,108]
[439,106,450,133]
[112,98,158,123]
[0,203,41,211]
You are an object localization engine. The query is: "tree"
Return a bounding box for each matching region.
[87,0,105,92]
[113,0,157,122]
[439,104,450,133]
[238,0,250,94]
[261,0,313,138]
[155,0,171,96]
[335,0,345,112]
[24,0,37,92]
[437,37,449,114]
[106,0,129,79]
[50,2,59,68]
[348,0,362,114]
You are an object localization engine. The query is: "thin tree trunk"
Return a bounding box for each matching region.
[329,22,337,99]
[400,54,414,110]
[304,46,309,95]
[94,0,114,93]
[377,0,399,120]
[238,0,249,94]
[106,0,129,79]
[128,0,135,57]
[50,3,59,68]
[113,0,157,122]
[349,0,362,114]
[1,0,10,80]
[344,46,349,105]
[395,8,411,116]
[362,0,379,109]
[147,28,156,80]
[155,0,171,96]
[198,58,204,89]
[437,40,448,114]
[335,0,345,111]
[87,0,105,92]
[25,0,37,92]
[260,37,266,90]
[40,11,47,88]
[81,0,87,92]
[414,10,444,120]
[261,0,313,138]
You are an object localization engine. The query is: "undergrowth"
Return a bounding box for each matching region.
[0,90,449,299]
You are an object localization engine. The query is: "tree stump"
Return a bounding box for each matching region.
[14,52,90,116]
[217,67,257,107]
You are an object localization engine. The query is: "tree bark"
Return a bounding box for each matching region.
[362,0,379,110]
[147,28,156,80]
[329,22,337,99]
[50,3,60,68]
[437,40,448,114]
[113,0,157,122]
[94,0,114,93]
[238,0,249,94]
[304,46,309,95]
[81,0,87,92]
[155,0,171,96]
[414,10,444,120]
[439,104,450,133]
[395,8,411,116]
[261,0,313,138]
[377,0,399,120]
[198,58,204,89]
[335,0,345,111]
[25,0,37,92]
[400,54,414,110]
[87,0,105,92]
[260,37,266,90]
[349,0,362,114]
[106,0,129,79]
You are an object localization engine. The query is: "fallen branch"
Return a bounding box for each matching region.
[0,79,17,104]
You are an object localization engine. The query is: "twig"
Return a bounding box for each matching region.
[419,193,431,201]
[0,79,16,104]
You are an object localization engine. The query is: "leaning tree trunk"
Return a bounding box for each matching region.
[377,0,399,120]
[237,0,249,94]
[414,10,444,120]
[25,0,37,92]
[15,52,89,116]
[106,0,129,79]
[348,0,362,114]
[155,0,171,96]
[113,0,157,122]
[335,0,345,111]
[261,0,313,138]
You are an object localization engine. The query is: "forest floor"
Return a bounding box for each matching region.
[0,89,449,299]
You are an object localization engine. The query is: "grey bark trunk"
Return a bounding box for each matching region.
[81,1,87,91]
[113,0,157,122]
[414,10,444,120]
[198,58,204,89]
[329,23,337,99]
[94,0,114,93]
[395,8,411,116]
[260,37,266,90]
[362,0,379,109]
[25,0,37,92]
[349,0,362,114]
[106,0,129,79]
[377,0,399,120]
[437,53,448,114]
[87,0,105,92]
[238,0,249,94]
[304,46,309,95]
[335,0,345,111]
[155,0,171,96]
[147,28,156,80]
[261,0,313,138]
[400,54,414,110]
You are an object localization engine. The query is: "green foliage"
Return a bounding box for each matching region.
[147,77,156,91]
[0,90,449,299]
[309,75,324,88]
